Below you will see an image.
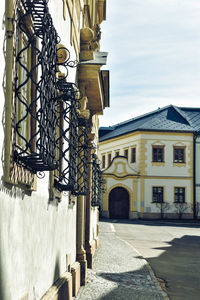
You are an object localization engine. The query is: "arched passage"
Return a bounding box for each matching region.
[109,187,130,219]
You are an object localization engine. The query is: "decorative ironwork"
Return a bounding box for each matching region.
[14,0,77,173]
[54,81,89,195]
[91,154,103,206]
[54,82,79,192]
[14,0,89,194]
[77,117,89,195]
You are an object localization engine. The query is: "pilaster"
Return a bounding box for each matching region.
[76,97,90,285]
[85,128,96,268]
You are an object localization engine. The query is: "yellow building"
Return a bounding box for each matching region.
[99,105,200,220]
[0,0,108,299]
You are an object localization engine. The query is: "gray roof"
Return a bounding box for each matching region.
[99,105,200,142]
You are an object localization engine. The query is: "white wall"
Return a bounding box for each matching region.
[0,1,78,299]
[0,189,76,300]
[90,207,98,242]
[143,133,193,177]
[144,178,192,214]
[99,133,140,169]
[100,131,194,218]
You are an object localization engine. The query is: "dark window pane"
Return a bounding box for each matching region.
[174,187,185,202]
[174,148,185,163]
[152,147,164,162]
[131,148,136,163]
[153,187,163,202]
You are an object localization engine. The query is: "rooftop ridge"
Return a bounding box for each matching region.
[172,106,191,126]
[110,104,172,128]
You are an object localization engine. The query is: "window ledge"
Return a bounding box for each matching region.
[152,162,165,166]
[173,163,186,167]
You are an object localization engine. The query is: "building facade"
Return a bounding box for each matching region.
[0,1,108,299]
[99,105,200,220]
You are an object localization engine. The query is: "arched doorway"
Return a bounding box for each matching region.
[109,187,129,219]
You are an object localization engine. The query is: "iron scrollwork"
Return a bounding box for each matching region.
[14,0,89,195]
[14,0,77,173]
[91,154,103,206]
[53,81,89,195]
[76,117,89,195]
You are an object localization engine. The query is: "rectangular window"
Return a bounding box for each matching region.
[174,187,185,203]
[131,147,136,163]
[152,187,164,203]
[16,31,32,150]
[8,6,38,188]
[108,153,112,166]
[124,149,128,159]
[102,155,105,168]
[174,147,185,163]
[14,1,62,173]
[152,146,164,162]
[115,151,119,157]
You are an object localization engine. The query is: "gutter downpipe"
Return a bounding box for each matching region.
[193,132,197,219]
[3,0,14,183]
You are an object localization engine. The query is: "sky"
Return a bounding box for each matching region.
[99,0,200,126]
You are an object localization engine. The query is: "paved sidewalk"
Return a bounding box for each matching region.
[75,221,168,300]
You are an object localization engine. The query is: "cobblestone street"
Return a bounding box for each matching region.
[75,221,167,300]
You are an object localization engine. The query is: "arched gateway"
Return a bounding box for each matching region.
[109,187,130,219]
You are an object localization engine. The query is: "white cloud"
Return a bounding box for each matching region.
[100,0,200,127]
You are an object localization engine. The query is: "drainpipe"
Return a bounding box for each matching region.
[193,132,197,219]
[3,0,14,183]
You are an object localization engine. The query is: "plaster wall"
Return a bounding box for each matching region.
[90,207,98,242]
[99,132,193,177]
[143,133,193,177]
[99,133,140,170]
[0,188,76,300]
[106,177,133,195]
[0,1,78,299]
[144,178,192,214]
[137,179,141,212]
[100,131,194,219]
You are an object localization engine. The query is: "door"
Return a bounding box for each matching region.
[109,187,129,219]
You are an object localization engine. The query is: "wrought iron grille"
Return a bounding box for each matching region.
[91,154,103,206]
[14,0,76,173]
[14,0,89,194]
[53,81,89,195]
[54,82,78,192]
[76,117,89,195]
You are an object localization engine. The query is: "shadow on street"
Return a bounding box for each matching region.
[100,219,200,300]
